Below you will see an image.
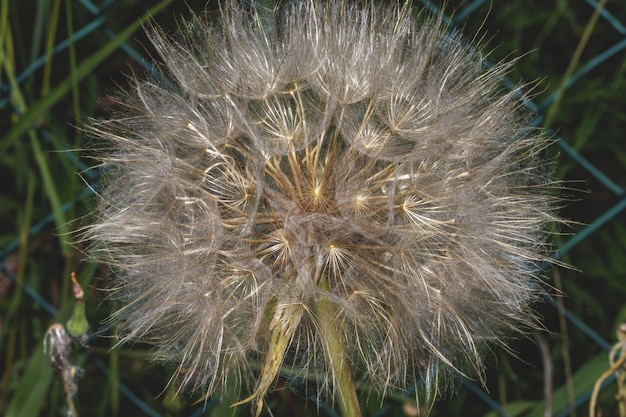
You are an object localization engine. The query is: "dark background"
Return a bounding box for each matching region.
[1,1,625,416]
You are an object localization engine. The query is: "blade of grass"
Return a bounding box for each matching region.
[543,0,607,128]
[29,131,72,256]
[525,352,612,417]
[3,50,73,257]
[30,0,46,62]
[554,270,576,417]
[5,347,55,417]
[65,0,81,133]
[0,0,175,151]
[0,2,16,105]
[0,0,9,83]
[0,172,35,409]
[40,0,62,98]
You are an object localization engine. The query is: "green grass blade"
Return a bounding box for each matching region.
[29,132,72,256]
[525,352,611,417]
[40,0,62,98]
[0,0,175,152]
[65,0,81,130]
[5,347,55,417]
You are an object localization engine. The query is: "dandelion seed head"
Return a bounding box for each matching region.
[85,0,560,412]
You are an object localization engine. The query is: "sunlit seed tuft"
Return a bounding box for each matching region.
[84,0,562,414]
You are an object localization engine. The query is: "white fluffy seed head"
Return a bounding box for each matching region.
[85,0,560,410]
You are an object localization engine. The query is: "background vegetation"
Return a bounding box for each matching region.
[1,0,625,416]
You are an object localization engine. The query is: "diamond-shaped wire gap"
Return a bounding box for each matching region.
[0,265,57,316]
[554,374,616,417]
[585,0,626,34]
[0,191,159,414]
[463,380,514,417]
[0,0,162,108]
[536,38,626,114]
[77,0,171,80]
[544,296,612,352]
[91,358,165,417]
[0,1,170,118]
[550,197,626,276]
[0,16,106,108]
[550,135,623,197]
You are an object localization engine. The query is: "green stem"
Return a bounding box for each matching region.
[318,279,361,417]
[543,0,606,129]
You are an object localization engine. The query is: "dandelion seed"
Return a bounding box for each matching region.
[84,1,561,415]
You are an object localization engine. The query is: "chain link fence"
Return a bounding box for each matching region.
[1,0,625,416]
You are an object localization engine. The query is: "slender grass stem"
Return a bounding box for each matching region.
[543,0,607,128]
[0,0,176,151]
[41,0,62,98]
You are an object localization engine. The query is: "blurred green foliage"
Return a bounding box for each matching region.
[1,1,625,416]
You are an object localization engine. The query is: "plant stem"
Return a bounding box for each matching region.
[318,279,361,417]
[543,0,606,129]
[64,384,78,417]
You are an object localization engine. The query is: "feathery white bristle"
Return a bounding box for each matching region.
[84,0,560,413]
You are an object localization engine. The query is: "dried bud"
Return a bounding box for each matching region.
[85,0,559,413]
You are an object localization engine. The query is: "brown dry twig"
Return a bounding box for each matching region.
[590,324,626,417]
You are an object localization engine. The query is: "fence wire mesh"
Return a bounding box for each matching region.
[1,0,625,416]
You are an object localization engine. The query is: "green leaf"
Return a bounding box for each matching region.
[525,352,611,417]
[482,400,536,417]
[5,347,54,417]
